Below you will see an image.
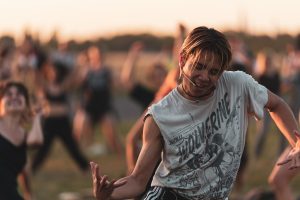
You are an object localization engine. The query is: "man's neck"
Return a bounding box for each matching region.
[178,84,214,101]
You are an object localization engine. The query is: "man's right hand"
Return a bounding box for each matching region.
[90,162,127,200]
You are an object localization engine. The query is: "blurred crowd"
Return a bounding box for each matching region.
[1,24,300,200]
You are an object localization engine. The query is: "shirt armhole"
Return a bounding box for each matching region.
[143,113,152,122]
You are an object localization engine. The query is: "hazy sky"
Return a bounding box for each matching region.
[1,0,300,41]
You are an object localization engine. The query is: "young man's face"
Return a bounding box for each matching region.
[180,51,223,100]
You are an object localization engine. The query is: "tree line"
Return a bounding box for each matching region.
[0,31,299,54]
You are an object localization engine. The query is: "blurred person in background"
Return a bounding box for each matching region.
[0,37,16,81]
[171,23,188,67]
[228,36,254,75]
[120,41,167,110]
[280,35,300,123]
[125,23,186,176]
[73,46,123,156]
[0,82,34,200]
[12,35,39,93]
[51,41,76,69]
[31,59,89,173]
[11,34,47,110]
[13,35,38,72]
[253,51,285,158]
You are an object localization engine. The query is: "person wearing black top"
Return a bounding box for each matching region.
[31,60,89,173]
[73,46,123,155]
[120,42,167,110]
[0,82,32,200]
[253,52,284,158]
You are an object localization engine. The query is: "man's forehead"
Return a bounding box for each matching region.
[189,52,222,68]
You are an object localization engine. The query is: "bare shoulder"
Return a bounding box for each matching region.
[143,115,162,141]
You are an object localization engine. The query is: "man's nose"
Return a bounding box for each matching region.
[198,69,210,81]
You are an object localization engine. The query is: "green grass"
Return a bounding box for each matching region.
[28,119,300,200]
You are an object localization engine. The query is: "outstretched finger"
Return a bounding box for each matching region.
[90,162,97,182]
[90,162,101,196]
[94,163,101,179]
[99,175,107,190]
[91,162,102,178]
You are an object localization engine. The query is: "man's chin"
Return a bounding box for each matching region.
[193,88,215,98]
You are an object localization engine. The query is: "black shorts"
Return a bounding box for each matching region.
[142,187,229,200]
[142,187,188,200]
[84,100,111,125]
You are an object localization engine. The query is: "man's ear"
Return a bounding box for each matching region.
[179,52,186,69]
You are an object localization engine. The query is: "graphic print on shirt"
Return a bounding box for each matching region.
[167,93,243,199]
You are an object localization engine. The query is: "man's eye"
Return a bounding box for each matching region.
[209,69,219,75]
[195,64,205,70]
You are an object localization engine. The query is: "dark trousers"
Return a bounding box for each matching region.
[32,116,89,172]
